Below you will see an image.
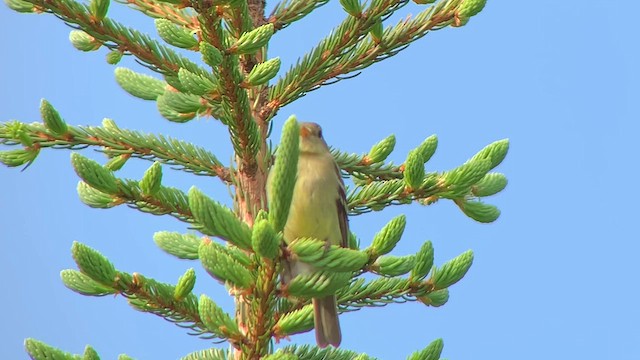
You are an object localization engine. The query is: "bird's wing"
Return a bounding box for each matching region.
[335,163,349,248]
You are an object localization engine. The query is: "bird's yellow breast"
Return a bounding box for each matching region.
[283,152,342,246]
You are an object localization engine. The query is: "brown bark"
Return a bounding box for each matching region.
[233,1,271,358]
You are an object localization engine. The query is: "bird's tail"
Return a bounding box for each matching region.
[313,296,342,348]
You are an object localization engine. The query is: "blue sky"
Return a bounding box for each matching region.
[1,1,639,359]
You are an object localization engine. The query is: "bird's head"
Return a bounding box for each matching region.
[299,122,329,154]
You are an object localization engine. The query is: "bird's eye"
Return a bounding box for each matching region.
[317,129,323,138]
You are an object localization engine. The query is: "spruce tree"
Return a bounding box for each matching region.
[1,0,506,358]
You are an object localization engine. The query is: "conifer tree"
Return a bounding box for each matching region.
[1,0,506,358]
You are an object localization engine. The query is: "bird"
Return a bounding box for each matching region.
[278,122,348,348]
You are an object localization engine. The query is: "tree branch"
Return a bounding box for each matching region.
[0,121,231,181]
[332,148,403,181]
[27,0,206,76]
[195,7,260,174]
[267,0,329,31]
[265,0,410,119]
[266,0,465,120]
[337,277,439,310]
[122,272,215,340]
[115,0,198,29]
